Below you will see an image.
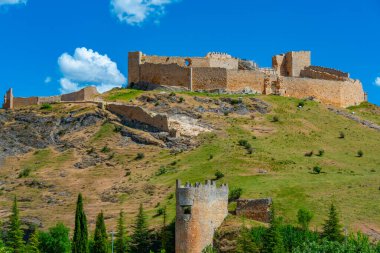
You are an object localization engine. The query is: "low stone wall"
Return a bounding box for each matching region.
[38,96,61,104]
[280,77,365,107]
[61,87,99,102]
[139,63,191,88]
[192,67,228,90]
[227,70,265,93]
[106,103,170,132]
[236,198,272,223]
[300,66,349,81]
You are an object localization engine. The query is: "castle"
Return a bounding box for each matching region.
[128,51,366,108]
[176,180,228,253]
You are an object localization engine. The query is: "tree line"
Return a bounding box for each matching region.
[0,194,174,253]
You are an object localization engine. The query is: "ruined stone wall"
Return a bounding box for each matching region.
[226,70,265,93]
[2,88,13,109]
[106,103,170,132]
[38,96,61,104]
[139,63,191,88]
[280,77,365,107]
[192,67,228,90]
[300,66,349,81]
[13,97,39,107]
[272,51,311,77]
[272,54,287,76]
[208,58,239,69]
[61,87,99,102]
[236,198,272,223]
[176,180,228,253]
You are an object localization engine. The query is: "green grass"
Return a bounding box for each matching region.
[347,102,380,126]
[151,95,380,230]
[103,88,143,102]
[91,122,116,143]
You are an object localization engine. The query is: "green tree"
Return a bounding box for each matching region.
[115,211,128,253]
[27,228,40,253]
[130,204,151,253]
[236,226,259,253]
[39,223,71,253]
[297,208,313,230]
[72,194,89,253]
[322,203,343,242]
[262,206,285,253]
[93,212,109,253]
[7,196,24,253]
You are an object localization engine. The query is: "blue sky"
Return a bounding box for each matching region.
[0,0,379,104]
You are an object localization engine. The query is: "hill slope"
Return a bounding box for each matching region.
[0,89,379,239]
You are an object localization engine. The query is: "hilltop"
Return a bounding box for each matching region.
[0,88,379,240]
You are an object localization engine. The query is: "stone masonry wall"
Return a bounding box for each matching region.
[139,63,191,88]
[128,51,142,84]
[2,88,13,109]
[38,96,61,104]
[61,87,99,102]
[176,180,228,253]
[106,103,170,132]
[300,66,350,81]
[13,97,39,108]
[192,67,228,90]
[288,51,311,77]
[226,70,265,93]
[236,198,272,223]
[281,77,365,107]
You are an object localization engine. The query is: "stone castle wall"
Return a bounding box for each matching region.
[192,67,228,90]
[139,63,191,88]
[2,87,99,109]
[226,70,266,93]
[176,180,228,253]
[272,51,311,77]
[106,103,170,132]
[300,66,350,81]
[2,88,13,109]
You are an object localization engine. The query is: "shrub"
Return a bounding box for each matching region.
[229,188,243,202]
[40,103,52,110]
[178,97,185,103]
[297,208,313,230]
[208,154,214,160]
[135,153,145,160]
[18,167,31,178]
[155,166,167,176]
[339,132,345,139]
[113,125,122,133]
[313,166,322,174]
[155,207,165,217]
[101,146,111,153]
[223,111,229,116]
[238,139,249,147]
[215,170,224,180]
[272,116,279,122]
[357,150,363,157]
[298,100,305,107]
[317,149,325,157]
[230,99,240,105]
[169,92,176,97]
[304,151,313,157]
[247,147,254,154]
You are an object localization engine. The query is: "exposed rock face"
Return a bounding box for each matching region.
[236,198,272,223]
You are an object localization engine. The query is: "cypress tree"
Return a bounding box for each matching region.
[322,203,343,242]
[72,193,88,253]
[262,206,285,253]
[93,211,108,253]
[115,211,128,253]
[7,196,24,253]
[130,204,151,253]
[27,228,40,253]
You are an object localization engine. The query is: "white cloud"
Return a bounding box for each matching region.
[58,47,126,94]
[44,76,52,84]
[0,0,27,6]
[375,77,380,87]
[111,0,177,25]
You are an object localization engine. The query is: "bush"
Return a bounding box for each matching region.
[238,139,249,147]
[317,149,325,157]
[339,132,345,139]
[238,139,253,154]
[101,146,111,153]
[208,154,214,160]
[272,116,279,122]
[313,166,322,174]
[229,188,243,202]
[113,125,122,133]
[155,207,165,217]
[135,153,145,160]
[39,223,71,253]
[298,101,305,107]
[155,166,167,176]
[18,167,31,178]
[215,170,224,180]
[223,111,229,116]
[357,150,364,157]
[40,103,52,110]
[178,97,185,103]
[297,208,313,230]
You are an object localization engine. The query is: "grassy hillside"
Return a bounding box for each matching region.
[0,91,379,237]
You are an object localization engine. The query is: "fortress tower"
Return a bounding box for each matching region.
[2,88,14,110]
[175,179,228,253]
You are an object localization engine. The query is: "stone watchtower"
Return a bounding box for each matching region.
[175,180,228,253]
[2,88,14,110]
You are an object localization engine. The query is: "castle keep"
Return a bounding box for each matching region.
[176,180,228,253]
[129,51,366,108]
